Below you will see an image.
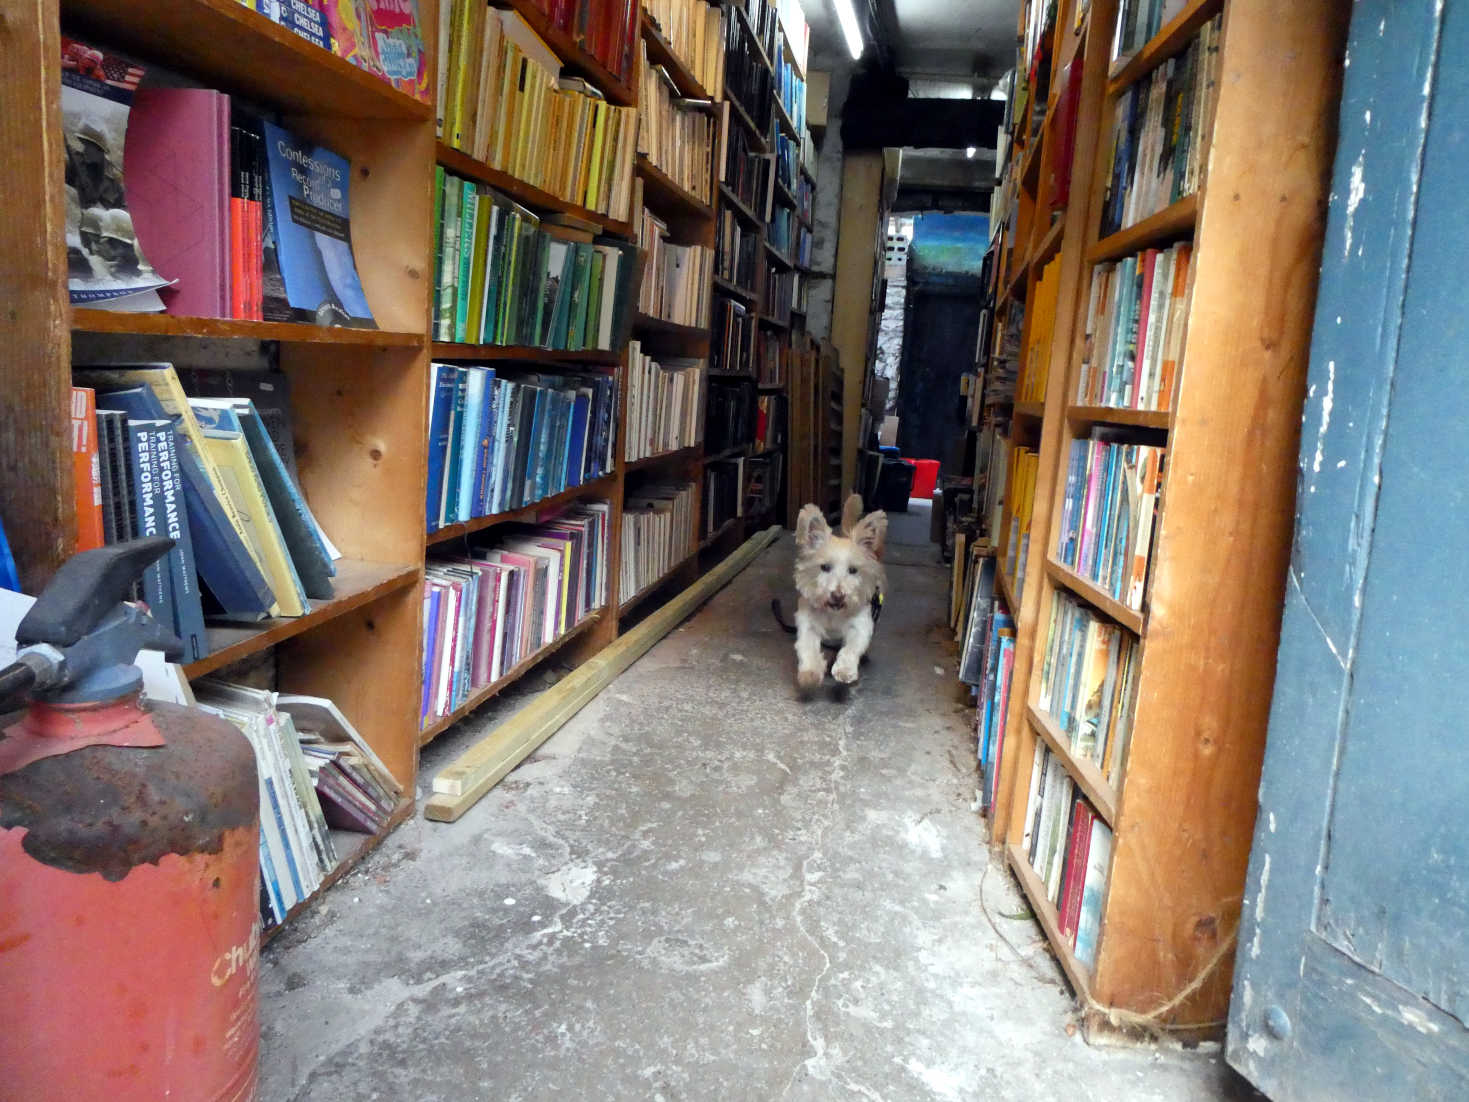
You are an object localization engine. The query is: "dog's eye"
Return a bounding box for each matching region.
[820,563,832,572]
[848,566,859,575]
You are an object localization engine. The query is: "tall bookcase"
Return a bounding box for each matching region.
[0,0,802,937]
[972,0,1345,1032]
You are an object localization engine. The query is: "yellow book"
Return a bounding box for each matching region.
[71,364,269,588]
[585,100,607,213]
[199,430,305,618]
[493,40,517,171]
[464,187,492,340]
[448,0,480,150]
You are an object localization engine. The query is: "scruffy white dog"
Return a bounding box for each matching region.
[786,494,887,694]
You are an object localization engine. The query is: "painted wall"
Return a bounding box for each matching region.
[907,211,991,279]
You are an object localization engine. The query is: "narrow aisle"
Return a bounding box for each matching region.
[260,504,1239,1101]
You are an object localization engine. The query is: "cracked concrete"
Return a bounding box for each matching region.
[259,504,1255,1101]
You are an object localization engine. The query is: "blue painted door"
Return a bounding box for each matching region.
[1227,2,1469,1097]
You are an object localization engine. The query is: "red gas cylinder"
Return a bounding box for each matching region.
[0,539,261,1101]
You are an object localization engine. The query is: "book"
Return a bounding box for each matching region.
[622,482,695,599]
[1037,589,1139,775]
[70,387,105,552]
[1073,817,1114,968]
[123,419,176,640]
[60,37,168,311]
[624,344,704,462]
[261,121,377,328]
[1054,432,1164,610]
[152,425,209,661]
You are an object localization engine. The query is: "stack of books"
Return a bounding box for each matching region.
[624,343,705,461]
[638,42,718,204]
[637,206,714,327]
[1054,434,1165,612]
[432,173,639,348]
[72,365,340,660]
[712,295,756,375]
[1077,243,1192,410]
[425,363,618,532]
[621,482,696,597]
[422,503,611,726]
[437,4,637,219]
[644,0,727,93]
[195,683,400,928]
[1099,15,1222,236]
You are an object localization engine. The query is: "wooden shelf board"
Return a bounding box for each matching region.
[699,516,739,549]
[757,382,788,392]
[1088,193,1199,264]
[773,178,799,208]
[773,96,798,140]
[430,341,621,365]
[636,155,716,221]
[1006,842,1095,1002]
[65,0,431,121]
[1044,558,1146,636]
[719,183,764,226]
[996,562,1022,616]
[632,313,710,341]
[419,611,605,744]
[713,275,758,301]
[184,560,421,680]
[437,143,633,238]
[71,308,423,346]
[1067,405,1171,430]
[733,5,775,75]
[1021,132,1045,193]
[502,0,635,105]
[1032,217,1066,272]
[426,473,618,548]
[261,797,415,945]
[1107,0,1225,98]
[626,444,702,472]
[618,549,698,615]
[725,93,770,152]
[1026,704,1119,826]
[1014,400,1046,420]
[704,443,751,463]
[760,313,791,331]
[640,11,714,101]
[765,242,795,268]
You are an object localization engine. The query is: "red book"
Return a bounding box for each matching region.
[1049,55,1084,211]
[123,88,232,318]
[70,387,104,552]
[1058,800,1095,942]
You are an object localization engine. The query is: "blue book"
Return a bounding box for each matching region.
[0,511,18,592]
[194,398,336,600]
[442,368,469,526]
[457,368,487,523]
[475,371,498,516]
[487,378,511,515]
[125,419,175,637]
[526,387,549,502]
[153,426,208,662]
[567,392,591,489]
[426,365,456,531]
[95,386,273,618]
[261,121,375,328]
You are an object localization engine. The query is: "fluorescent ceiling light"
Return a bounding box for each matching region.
[832,0,864,60]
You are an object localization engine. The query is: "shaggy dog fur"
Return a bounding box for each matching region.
[791,494,887,695]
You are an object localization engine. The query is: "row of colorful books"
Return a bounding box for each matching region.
[621,482,696,600]
[61,39,375,325]
[764,208,809,265]
[197,682,401,927]
[638,41,719,204]
[1110,0,1194,65]
[1099,15,1221,237]
[432,171,639,348]
[1037,589,1139,784]
[521,0,640,82]
[1054,434,1164,612]
[715,207,760,291]
[1016,256,1061,404]
[426,363,618,532]
[958,554,1018,813]
[624,344,704,462]
[258,0,429,99]
[772,45,806,135]
[436,3,637,220]
[712,295,757,376]
[1077,243,1193,410]
[71,366,339,658]
[422,504,610,726]
[997,443,1041,594]
[636,207,714,327]
[644,0,727,95]
[1021,748,1113,970]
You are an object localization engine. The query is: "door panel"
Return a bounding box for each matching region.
[1228,0,1469,1096]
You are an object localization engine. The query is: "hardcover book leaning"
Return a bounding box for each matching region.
[60,37,170,312]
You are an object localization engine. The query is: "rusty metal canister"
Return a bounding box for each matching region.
[0,695,261,1101]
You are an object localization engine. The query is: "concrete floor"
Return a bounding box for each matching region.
[259,503,1254,1101]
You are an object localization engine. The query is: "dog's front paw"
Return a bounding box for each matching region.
[796,666,824,696]
[831,657,860,684]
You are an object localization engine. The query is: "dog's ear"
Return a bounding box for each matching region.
[850,510,887,559]
[795,504,831,551]
[840,493,864,536]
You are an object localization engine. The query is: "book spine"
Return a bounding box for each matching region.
[70,387,105,552]
[155,428,208,662]
[127,421,175,638]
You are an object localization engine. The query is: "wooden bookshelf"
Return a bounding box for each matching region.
[425,474,620,548]
[500,0,636,106]
[970,0,1347,1036]
[430,342,622,365]
[437,142,634,237]
[71,309,426,347]
[639,11,712,101]
[718,183,762,226]
[635,155,714,220]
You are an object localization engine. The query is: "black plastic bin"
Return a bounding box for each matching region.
[876,458,916,512]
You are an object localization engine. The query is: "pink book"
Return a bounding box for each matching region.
[1076,441,1106,575]
[123,88,231,318]
[445,557,494,688]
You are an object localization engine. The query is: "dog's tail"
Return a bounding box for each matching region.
[770,598,797,634]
